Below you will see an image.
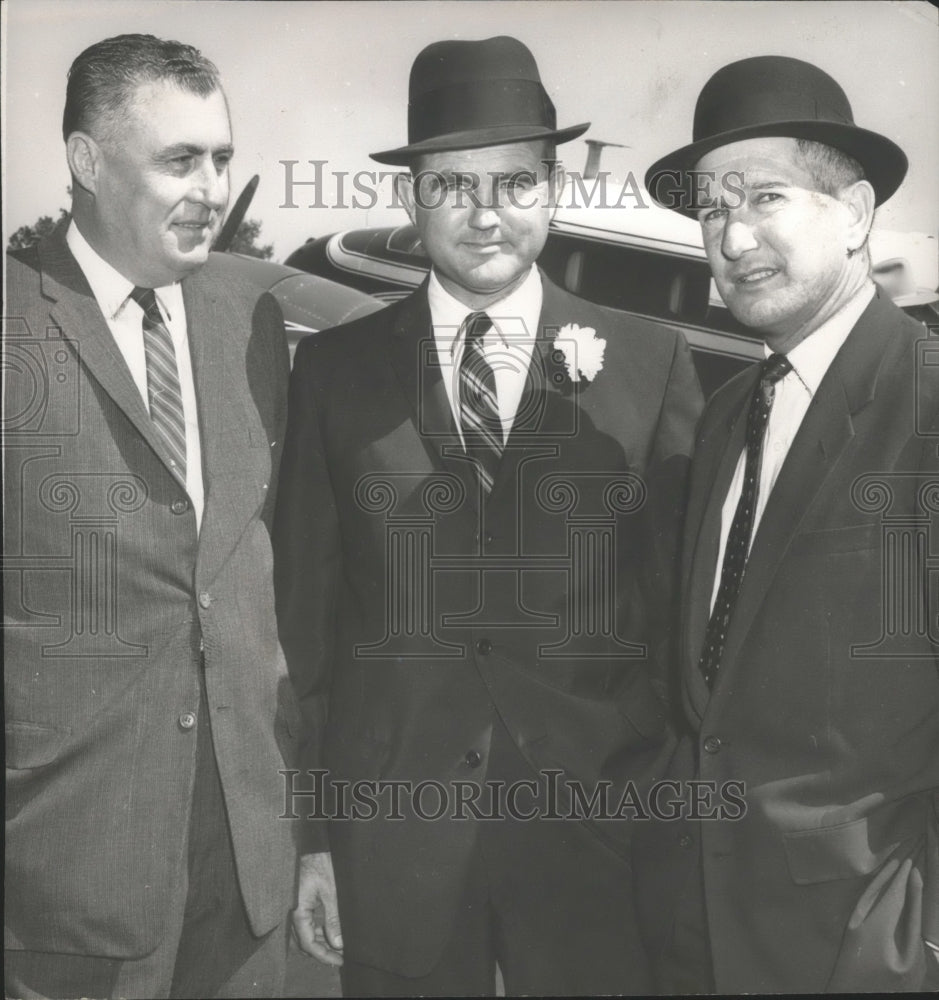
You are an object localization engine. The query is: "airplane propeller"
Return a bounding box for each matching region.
[213,173,260,253]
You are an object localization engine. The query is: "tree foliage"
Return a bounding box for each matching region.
[224,218,274,260]
[7,210,69,251]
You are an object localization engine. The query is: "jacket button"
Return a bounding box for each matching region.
[464,749,481,768]
[198,592,212,609]
[178,712,197,731]
[475,638,492,655]
[679,834,693,849]
[170,499,189,515]
[703,735,722,754]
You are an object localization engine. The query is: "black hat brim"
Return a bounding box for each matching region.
[370,121,590,166]
[645,120,908,217]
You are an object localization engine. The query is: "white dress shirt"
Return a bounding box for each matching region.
[709,282,876,613]
[67,221,204,532]
[428,265,542,446]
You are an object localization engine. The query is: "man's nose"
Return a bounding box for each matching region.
[720,215,759,260]
[192,159,229,211]
[467,183,501,229]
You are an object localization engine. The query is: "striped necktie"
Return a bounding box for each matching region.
[458,310,502,494]
[130,286,187,481]
[698,352,792,688]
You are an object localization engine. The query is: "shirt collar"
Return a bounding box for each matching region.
[767,281,876,396]
[428,265,543,357]
[66,219,180,322]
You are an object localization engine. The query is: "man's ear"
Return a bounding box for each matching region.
[548,163,566,220]
[66,132,102,195]
[840,178,875,255]
[396,172,417,226]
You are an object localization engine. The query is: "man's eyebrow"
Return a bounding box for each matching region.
[157,142,235,159]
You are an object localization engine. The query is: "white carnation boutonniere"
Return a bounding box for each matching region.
[553,323,606,383]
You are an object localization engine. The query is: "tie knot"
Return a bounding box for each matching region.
[130,286,160,319]
[761,352,792,387]
[462,310,493,346]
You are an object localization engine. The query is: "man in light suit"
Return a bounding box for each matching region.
[4,34,297,998]
[636,56,939,993]
[274,35,702,997]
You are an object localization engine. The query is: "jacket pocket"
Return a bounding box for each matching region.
[783,797,926,884]
[790,522,880,556]
[5,721,70,769]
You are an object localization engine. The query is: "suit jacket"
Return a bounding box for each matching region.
[3,223,298,959]
[635,291,939,993]
[273,272,703,974]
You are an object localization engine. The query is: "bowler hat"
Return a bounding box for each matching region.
[371,36,589,165]
[645,55,908,216]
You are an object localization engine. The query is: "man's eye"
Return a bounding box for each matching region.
[501,174,537,192]
[214,154,232,172]
[754,191,782,206]
[700,207,727,224]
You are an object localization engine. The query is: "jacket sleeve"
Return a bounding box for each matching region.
[636,329,704,719]
[247,290,291,532]
[272,334,339,854]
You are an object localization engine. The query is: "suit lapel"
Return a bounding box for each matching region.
[183,267,223,482]
[387,283,478,499]
[682,370,756,716]
[38,227,181,477]
[487,275,582,502]
[184,263,271,584]
[705,297,892,701]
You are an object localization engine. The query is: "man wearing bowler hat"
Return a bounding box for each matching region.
[274,35,702,996]
[635,55,939,993]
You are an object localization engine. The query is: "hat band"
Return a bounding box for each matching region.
[408,79,556,145]
[695,89,854,140]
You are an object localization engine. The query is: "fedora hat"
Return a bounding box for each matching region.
[645,55,908,216]
[371,36,589,165]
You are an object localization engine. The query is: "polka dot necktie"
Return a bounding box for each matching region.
[130,286,187,482]
[458,310,503,494]
[698,352,792,688]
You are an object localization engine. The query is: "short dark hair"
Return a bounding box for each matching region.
[63,34,221,143]
[795,138,865,196]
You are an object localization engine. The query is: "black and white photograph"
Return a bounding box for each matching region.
[3,1,938,997]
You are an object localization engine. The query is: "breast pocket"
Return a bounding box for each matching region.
[790,522,880,556]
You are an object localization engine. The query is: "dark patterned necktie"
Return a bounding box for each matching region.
[130,286,187,480]
[699,352,793,688]
[458,310,502,494]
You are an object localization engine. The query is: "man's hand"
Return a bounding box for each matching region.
[292,851,344,966]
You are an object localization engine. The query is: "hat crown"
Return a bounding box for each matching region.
[694,56,855,140]
[410,36,543,95]
[370,35,589,165]
[644,53,907,216]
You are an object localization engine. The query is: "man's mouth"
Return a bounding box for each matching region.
[733,267,779,286]
[464,241,504,254]
[174,220,213,232]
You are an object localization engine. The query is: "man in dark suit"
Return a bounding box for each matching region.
[4,34,297,998]
[274,35,702,997]
[637,56,939,993]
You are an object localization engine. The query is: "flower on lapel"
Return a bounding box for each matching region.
[553,324,606,382]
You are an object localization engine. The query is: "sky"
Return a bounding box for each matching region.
[2,0,937,263]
